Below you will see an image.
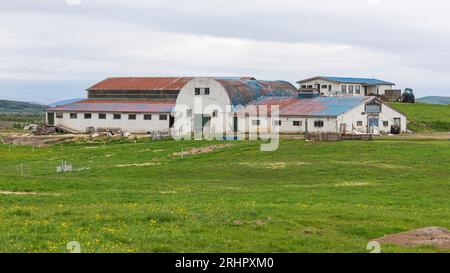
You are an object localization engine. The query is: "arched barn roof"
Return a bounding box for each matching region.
[215,79,298,106]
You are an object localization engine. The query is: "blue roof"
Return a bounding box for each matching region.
[299,76,395,86]
[247,96,373,117]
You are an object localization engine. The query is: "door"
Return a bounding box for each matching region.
[340,123,347,134]
[47,112,55,126]
[393,118,401,129]
[368,118,379,133]
[169,116,175,128]
[233,116,238,133]
[202,116,211,130]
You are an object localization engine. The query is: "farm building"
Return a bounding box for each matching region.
[234,96,407,134]
[46,77,193,133]
[174,78,406,136]
[297,76,398,97]
[45,76,407,135]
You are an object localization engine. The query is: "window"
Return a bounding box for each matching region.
[159,114,168,120]
[341,85,347,93]
[195,88,210,95]
[212,110,218,118]
[383,121,389,127]
[357,121,363,126]
[128,114,136,120]
[70,113,77,119]
[252,120,261,126]
[365,101,382,113]
[113,114,121,120]
[84,113,92,119]
[349,85,354,94]
[307,85,313,89]
[321,85,328,89]
[99,113,106,119]
[314,120,324,127]
[56,113,63,119]
[293,121,302,126]
[355,86,361,94]
[274,120,282,126]
[301,85,307,89]
[144,114,152,120]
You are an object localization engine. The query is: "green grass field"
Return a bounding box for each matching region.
[0,138,449,253]
[390,102,450,132]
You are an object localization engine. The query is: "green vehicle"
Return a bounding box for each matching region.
[402,88,415,103]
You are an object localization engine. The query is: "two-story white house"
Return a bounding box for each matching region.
[297,76,396,97]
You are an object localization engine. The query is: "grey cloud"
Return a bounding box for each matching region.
[0,0,449,102]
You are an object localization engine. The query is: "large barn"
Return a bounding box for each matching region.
[45,76,407,135]
[46,77,193,133]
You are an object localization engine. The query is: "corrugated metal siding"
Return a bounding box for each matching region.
[216,79,298,106]
[88,77,194,91]
[47,100,175,113]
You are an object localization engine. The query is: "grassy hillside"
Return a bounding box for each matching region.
[0,100,46,113]
[0,100,46,126]
[0,138,449,253]
[389,102,450,132]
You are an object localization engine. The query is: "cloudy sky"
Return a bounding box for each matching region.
[1,0,449,103]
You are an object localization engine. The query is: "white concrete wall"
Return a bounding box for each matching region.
[237,116,338,134]
[174,78,233,136]
[299,79,394,96]
[49,112,171,133]
[298,79,346,96]
[338,100,407,133]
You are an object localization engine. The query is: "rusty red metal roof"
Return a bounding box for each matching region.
[238,96,373,117]
[47,100,175,113]
[87,77,194,91]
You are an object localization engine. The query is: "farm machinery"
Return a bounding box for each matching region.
[401,88,415,103]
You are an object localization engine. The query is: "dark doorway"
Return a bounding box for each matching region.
[233,116,238,133]
[169,116,175,128]
[47,112,55,126]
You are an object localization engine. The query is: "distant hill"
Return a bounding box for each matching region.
[0,100,47,113]
[416,96,450,105]
[48,98,84,108]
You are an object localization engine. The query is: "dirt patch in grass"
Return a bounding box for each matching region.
[1,134,76,147]
[240,161,309,169]
[0,190,59,196]
[173,143,233,156]
[336,161,411,170]
[115,162,161,167]
[0,190,39,196]
[335,182,370,187]
[374,227,450,249]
